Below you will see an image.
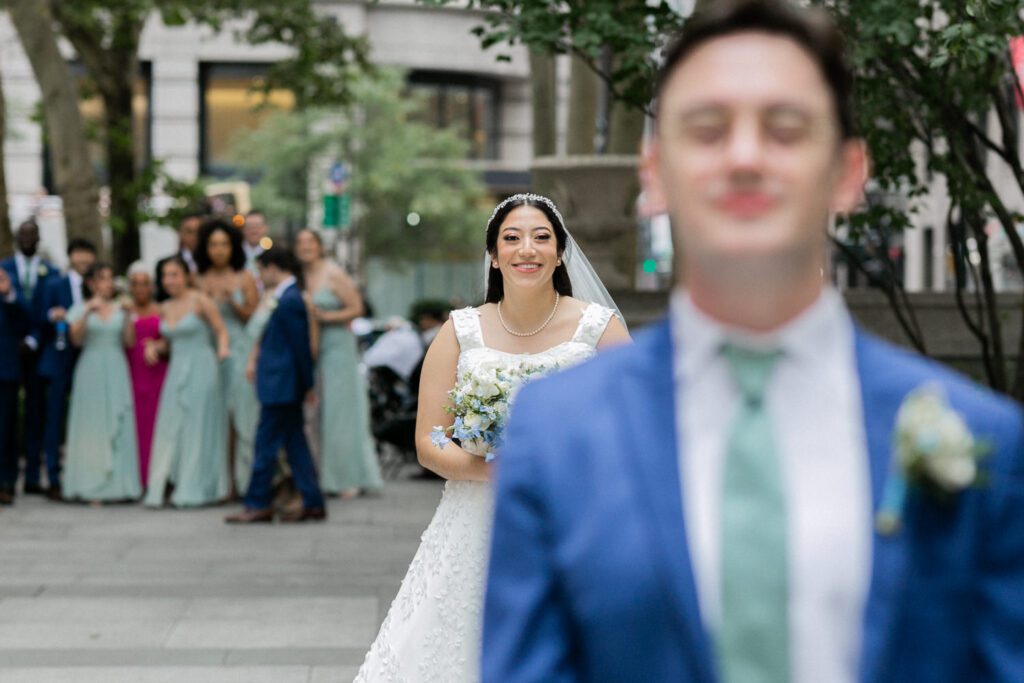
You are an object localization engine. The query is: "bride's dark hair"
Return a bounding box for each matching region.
[484,196,573,304]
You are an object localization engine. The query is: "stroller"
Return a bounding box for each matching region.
[367,361,421,480]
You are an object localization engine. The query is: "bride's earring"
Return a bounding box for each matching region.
[492,261,499,269]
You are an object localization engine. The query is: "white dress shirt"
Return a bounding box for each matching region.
[68,270,84,309]
[272,275,296,301]
[14,252,40,295]
[671,288,872,683]
[180,248,197,273]
[243,242,264,263]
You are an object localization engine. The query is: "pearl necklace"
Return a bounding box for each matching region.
[497,293,561,337]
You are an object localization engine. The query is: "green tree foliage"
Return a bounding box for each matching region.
[428,0,1024,398]
[18,0,370,269]
[228,69,490,263]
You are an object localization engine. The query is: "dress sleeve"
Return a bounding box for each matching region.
[65,303,86,325]
[450,307,484,351]
[571,304,614,347]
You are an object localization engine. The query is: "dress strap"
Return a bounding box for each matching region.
[571,303,614,347]
[450,307,485,351]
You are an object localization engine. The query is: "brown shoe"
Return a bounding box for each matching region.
[279,506,327,523]
[0,489,14,506]
[225,507,274,524]
[46,486,62,502]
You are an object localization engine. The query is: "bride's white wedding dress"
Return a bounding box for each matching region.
[354,303,615,683]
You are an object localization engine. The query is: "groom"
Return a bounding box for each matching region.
[483,1,1024,681]
[226,247,326,524]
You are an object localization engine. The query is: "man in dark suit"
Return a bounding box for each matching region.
[36,238,96,499]
[0,268,29,504]
[226,247,325,524]
[154,211,202,302]
[1,218,59,497]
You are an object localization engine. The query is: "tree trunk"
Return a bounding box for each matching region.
[566,55,599,155]
[529,50,557,157]
[7,0,104,253]
[104,78,141,270]
[51,5,145,271]
[0,64,13,259]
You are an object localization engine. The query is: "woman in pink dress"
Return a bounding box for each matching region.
[124,262,168,488]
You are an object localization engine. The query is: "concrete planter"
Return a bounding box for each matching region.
[530,155,641,291]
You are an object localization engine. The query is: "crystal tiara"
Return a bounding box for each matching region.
[487,193,565,231]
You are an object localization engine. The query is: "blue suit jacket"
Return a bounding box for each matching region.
[36,276,76,380]
[1,256,56,345]
[256,283,314,406]
[483,319,1024,683]
[0,296,28,382]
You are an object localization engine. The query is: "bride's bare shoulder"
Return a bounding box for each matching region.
[560,296,590,316]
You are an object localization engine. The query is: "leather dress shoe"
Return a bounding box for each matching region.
[279,506,327,523]
[46,486,62,502]
[23,483,47,495]
[0,489,13,506]
[225,507,274,524]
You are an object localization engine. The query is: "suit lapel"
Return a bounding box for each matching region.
[622,320,716,682]
[855,331,913,683]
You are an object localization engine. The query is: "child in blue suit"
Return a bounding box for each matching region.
[226,247,325,524]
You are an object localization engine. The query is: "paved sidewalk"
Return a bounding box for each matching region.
[0,478,443,682]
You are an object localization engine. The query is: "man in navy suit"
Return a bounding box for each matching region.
[0,268,29,504]
[484,1,1024,682]
[36,238,96,499]
[226,246,325,524]
[1,219,58,499]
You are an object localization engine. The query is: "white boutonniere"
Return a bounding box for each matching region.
[875,385,988,536]
[267,297,279,313]
[37,264,48,278]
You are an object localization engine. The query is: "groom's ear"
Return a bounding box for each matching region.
[639,141,669,216]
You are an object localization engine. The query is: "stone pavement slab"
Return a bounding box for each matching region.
[0,478,442,681]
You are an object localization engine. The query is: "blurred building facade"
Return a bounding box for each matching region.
[0,1,568,280]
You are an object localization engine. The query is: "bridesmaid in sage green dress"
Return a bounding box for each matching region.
[295,229,382,497]
[144,256,232,507]
[194,218,259,495]
[62,263,141,502]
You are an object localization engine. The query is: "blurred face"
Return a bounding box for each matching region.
[16,223,39,256]
[257,263,284,289]
[68,248,96,276]
[492,205,561,293]
[179,217,201,252]
[644,32,865,284]
[88,268,114,300]
[206,229,233,269]
[244,214,267,247]
[294,230,323,265]
[160,261,188,298]
[129,272,153,306]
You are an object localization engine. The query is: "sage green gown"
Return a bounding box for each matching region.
[313,287,382,493]
[232,301,272,493]
[144,311,229,507]
[218,291,258,493]
[62,305,142,501]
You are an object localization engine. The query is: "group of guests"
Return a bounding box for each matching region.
[0,210,382,514]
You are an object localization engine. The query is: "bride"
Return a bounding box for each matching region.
[354,194,630,682]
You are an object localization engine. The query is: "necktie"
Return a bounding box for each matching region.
[24,263,34,301]
[718,344,789,683]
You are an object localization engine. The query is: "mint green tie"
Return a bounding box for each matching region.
[719,344,789,683]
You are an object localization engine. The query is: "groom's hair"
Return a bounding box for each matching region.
[654,0,856,139]
[256,246,296,274]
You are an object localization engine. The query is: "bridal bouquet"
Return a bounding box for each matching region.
[431,360,556,462]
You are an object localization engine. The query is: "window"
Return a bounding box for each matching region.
[42,62,151,192]
[408,71,500,160]
[199,63,296,177]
